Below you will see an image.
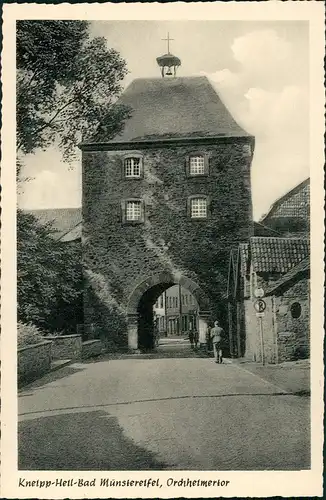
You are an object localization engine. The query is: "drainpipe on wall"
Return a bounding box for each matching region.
[164,290,168,337]
[178,284,182,336]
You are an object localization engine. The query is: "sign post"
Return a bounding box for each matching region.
[258,316,265,366]
[254,299,266,365]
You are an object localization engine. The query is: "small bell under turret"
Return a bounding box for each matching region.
[156,33,181,78]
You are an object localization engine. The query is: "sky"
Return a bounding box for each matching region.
[18,20,309,220]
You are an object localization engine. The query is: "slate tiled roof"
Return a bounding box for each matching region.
[251,237,310,274]
[260,178,310,223]
[26,208,81,241]
[89,76,251,144]
[266,257,310,295]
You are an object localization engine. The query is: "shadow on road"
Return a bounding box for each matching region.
[83,347,213,363]
[18,365,87,394]
[19,410,168,470]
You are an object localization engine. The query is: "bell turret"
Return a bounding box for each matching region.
[156,33,181,78]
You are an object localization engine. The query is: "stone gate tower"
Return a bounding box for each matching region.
[80,49,254,351]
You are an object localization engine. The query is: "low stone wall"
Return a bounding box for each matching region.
[277,331,309,362]
[43,334,82,360]
[81,339,103,359]
[18,341,52,385]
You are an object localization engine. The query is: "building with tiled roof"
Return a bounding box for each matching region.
[227,235,310,363]
[260,178,310,237]
[27,208,81,242]
[250,237,309,274]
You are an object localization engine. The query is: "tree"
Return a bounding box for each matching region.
[17,210,83,332]
[17,20,130,162]
[16,22,130,335]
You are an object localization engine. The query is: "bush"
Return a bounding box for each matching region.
[17,322,45,348]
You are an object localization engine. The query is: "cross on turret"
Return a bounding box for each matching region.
[157,32,181,78]
[162,32,174,54]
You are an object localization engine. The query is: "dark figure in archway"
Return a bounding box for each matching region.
[137,298,155,351]
[189,330,194,348]
[193,330,199,349]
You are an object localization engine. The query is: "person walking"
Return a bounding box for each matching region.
[210,320,224,363]
[206,325,212,354]
[193,329,199,350]
[153,318,160,348]
[188,330,194,348]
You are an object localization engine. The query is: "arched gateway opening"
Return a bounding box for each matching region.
[126,272,211,351]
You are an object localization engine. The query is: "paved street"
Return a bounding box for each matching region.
[19,341,310,470]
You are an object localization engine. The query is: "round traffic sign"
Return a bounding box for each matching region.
[254,299,266,313]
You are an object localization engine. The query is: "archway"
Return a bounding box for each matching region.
[126,272,211,351]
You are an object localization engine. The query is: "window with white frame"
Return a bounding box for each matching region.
[189,155,205,175]
[191,197,207,218]
[124,157,141,178]
[126,200,142,221]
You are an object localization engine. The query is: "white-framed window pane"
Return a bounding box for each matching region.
[126,200,142,220]
[191,198,207,218]
[190,156,205,175]
[125,158,141,177]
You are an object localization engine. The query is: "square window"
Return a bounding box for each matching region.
[126,200,142,221]
[191,198,207,218]
[125,158,141,177]
[190,156,205,175]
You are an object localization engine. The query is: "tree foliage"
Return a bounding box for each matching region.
[16,22,131,334]
[17,20,130,161]
[17,210,83,333]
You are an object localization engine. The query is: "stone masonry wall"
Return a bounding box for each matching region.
[18,341,52,385]
[275,278,310,361]
[44,334,82,360]
[83,141,253,348]
[81,339,103,359]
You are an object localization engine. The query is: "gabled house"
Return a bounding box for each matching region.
[264,257,310,362]
[260,178,310,237]
[228,237,310,363]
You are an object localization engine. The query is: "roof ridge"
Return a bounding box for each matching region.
[26,207,81,212]
[250,236,309,241]
[129,75,208,82]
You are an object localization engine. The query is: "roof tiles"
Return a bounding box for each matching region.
[251,237,310,274]
[261,178,310,223]
[266,256,310,295]
[26,208,81,241]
